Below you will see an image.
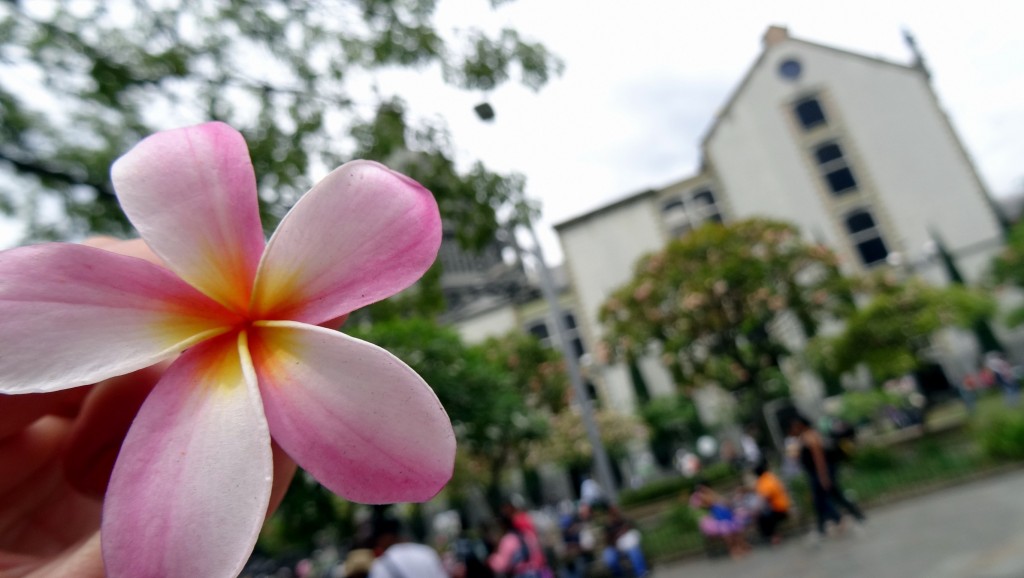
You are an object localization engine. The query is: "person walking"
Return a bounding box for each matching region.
[488,513,549,578]
[789,415,865,541]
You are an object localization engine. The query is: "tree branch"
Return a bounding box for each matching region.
[0,150,114,198]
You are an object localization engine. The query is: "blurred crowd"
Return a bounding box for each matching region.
[243,496,650,578]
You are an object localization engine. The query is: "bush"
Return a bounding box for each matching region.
[620,476,695,507]
[838,389,903,425]
[643,505,705,560]
[619,464,741,507]
[663,503,700,534]
[975,409,1024,460]
[700,461,738,486]
[851,445,899,471]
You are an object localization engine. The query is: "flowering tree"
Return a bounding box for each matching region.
[639,394,705,468]
[481,330,570,413]
[809,273,996,381]
[600,219,852,422]
[529,409,647,470]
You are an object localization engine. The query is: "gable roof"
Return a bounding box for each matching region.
[556,28,924,235]
[700,30,920,149]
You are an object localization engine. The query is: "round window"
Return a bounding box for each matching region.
[779,58,802,81]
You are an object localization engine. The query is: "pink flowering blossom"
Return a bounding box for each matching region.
[0,123,455,577]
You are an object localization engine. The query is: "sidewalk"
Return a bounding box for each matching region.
[652,469,1024,578]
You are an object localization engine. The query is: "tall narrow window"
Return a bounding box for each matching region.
[814,141,858,195]
[794,96,827,130]
[562,313,587,358]
[691,189,722,224]
[661,198,684,213]
[563,313,578,330]
[526,320,550,345]
[661,195,690,237]
[845,209,889,266]
[527,315,586,358]
[692,189,716,206]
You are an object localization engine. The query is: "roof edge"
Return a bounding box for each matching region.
[699,30,919,149]
[554,188,658,231]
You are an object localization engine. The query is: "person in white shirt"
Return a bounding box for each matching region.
[580,477,604,507]
[367,518,448,578]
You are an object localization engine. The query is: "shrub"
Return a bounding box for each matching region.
[701,461,740,486]
[851,445,899,471]
[619,476,695,507]
[975,409,1024,460]
[619,463,741,507]
[663,503,701,534]
[838,389,903,425]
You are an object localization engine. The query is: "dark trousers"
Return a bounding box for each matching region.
[809,470,865,534]
[757,509,789,540]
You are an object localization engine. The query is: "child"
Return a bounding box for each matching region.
[690,482,751,558]
[753,462,791,545]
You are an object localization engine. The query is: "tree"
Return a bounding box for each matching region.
[991,221,1024,326]
[528,408,646,471]
[639,394,704,468]
[811,273,996,381]
[0,1,560,244]
[480,330,570,414]
[600,219,852,423]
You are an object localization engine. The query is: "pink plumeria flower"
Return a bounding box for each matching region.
[0,122,455,577]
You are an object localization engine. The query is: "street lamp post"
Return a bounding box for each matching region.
[521,220,619,505]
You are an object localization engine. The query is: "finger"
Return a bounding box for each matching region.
[38,532,106,578]
[0,390,90,440]
[0,532,106,578]
[0,419,102,559]
[78,236,121,250]
[0,416,72,496]
[61,366,164,499]
[81,236,164,267]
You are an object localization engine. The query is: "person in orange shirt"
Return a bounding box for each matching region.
[753,462,791,545]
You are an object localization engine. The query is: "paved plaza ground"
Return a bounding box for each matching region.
[654,469,1024,578]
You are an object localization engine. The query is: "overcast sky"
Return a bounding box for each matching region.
[379,0,1024,262]
[2,1,1022,263]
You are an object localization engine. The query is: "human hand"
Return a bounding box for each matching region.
[0,238,297,578]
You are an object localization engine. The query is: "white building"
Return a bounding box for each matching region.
[555,26,1010,414]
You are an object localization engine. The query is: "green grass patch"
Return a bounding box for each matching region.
[973,403,1024,460]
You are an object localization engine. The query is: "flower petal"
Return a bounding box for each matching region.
[101,332,272,578]
[250,321,455,503]
[0,244,238,394]
[111,122,265,312]
[250,161,441,325]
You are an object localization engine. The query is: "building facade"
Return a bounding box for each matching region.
[556,26,1010,414]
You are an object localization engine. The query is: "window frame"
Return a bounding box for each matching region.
[844,208,889,266]
[793,96,827,131]
[813,140,859,196]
